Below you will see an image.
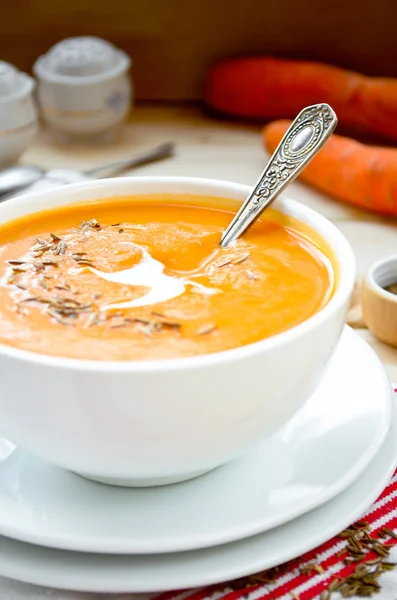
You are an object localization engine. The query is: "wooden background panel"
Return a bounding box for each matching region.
[1,0,397,100]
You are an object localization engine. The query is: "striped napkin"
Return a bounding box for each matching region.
[1,389,396,600]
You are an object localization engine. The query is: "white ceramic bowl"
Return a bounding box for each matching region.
[0,61,38,167]
[33,37,132,138]
[0,177,355,486]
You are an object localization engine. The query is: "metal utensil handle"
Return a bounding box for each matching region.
[85,142,175,178]
[220,104,338,248]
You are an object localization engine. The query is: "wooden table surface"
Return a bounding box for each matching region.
[23,105,397,381]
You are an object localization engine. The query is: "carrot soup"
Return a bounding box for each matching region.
[0,195,335,361]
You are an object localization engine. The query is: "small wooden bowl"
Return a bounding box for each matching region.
[362,254,397,347]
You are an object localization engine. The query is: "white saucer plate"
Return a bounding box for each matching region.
[0,327,392,555]
[0,394,395,593]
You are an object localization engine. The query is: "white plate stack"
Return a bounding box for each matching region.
[0,326,394,595]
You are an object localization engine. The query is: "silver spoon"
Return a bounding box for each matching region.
[220,104,338,248]
[0,142,175,198]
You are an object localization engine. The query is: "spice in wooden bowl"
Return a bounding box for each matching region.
[362,255,397,347]
[384,282,397,295]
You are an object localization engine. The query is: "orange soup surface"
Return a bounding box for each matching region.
[0,195,335,361]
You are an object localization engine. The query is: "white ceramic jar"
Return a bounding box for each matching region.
[33,37,132,139]
[0,177,356,487]
[0,61,38,167]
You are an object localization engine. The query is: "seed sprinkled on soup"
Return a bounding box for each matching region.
[0,195,335,361]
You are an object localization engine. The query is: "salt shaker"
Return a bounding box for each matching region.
[33,36,132,140]
[0,61,38,167]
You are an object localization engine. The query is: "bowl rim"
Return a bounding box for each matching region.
[365,254,397,304]
[0,73,36,104]
[0,176,356,372]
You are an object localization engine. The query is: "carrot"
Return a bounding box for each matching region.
[205,57,397,141]
[262,119,397,216]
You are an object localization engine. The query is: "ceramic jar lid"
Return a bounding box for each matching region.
[33,36,131,82]
[0,61,34,99]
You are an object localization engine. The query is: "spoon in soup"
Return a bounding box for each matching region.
[220,103,338,248]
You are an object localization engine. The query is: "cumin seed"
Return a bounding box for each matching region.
[314,564,324,574]
[4,273,16,284]
[162,321,182,330]
[74,261,95,268]
[340,528,355,536]
[350,537,363,551]
[81,219,100,230]
[234,252,250,265]
[355,521,369,528]
[50,233,61,242]
[136,320,163,336]
[351,564,368,579]
[343,558,355,565]
[300,563,314,575]
[351,553,366,561]
[39,259,58,267]
[382,527,397,539]
[377,530,387,539]
[85,312,100,328]
[47,308,74,326]
[149,313,181,329]
[196,323,216,335]
[328,579,342,591]
[374,543,390,556]
[54,240,67,255]
[217,258,232,268]
[7,260,26,266]
[72,256,94,266]
[21,297,50,304]
[138,323,154,337]
[381,561,396,570]
[111,223,121,227]
[32,244,53,255]
[132,318,152,325]
[245,269,258,280]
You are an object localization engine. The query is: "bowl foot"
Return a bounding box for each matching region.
[74,467,214,488]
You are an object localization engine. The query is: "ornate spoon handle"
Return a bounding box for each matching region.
[220,103,338,248]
